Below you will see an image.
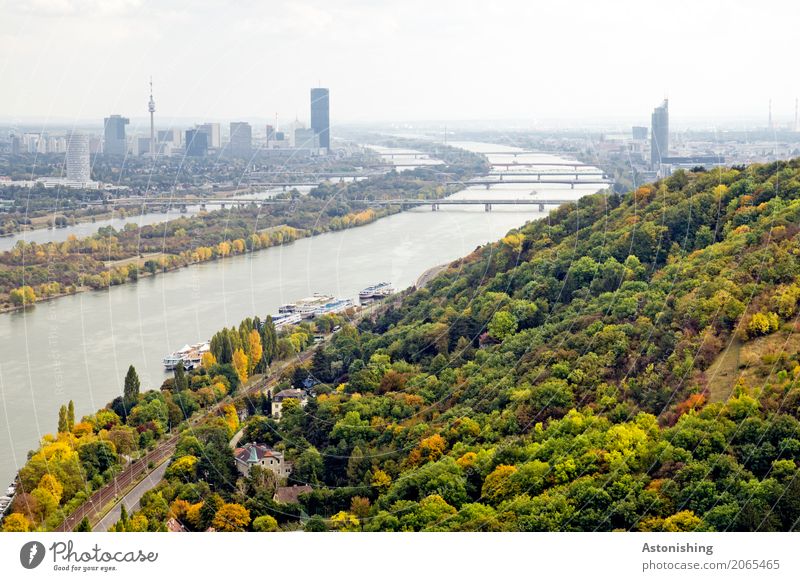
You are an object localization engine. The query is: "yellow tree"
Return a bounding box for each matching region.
[232,349,249,384]
[201,351,217,369]
[247,329,262,375]
[2,513,31,532]
[212,503,251,532]
[38,474,63,505]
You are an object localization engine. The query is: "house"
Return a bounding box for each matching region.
[273,484,313,505]
[234,442,293,479]
[271,388,308,420]
[166,518,186,532]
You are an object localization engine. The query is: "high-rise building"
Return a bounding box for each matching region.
[185,129,208,157]
[198,123,221,149]
[66,133,91,182]
[294,127,319,150]
[650,99,669,169]
[631,126,648,141]
[229,122,252,156]
[103,115,129,156]
[310,87,330,150]
[158,129,182,144]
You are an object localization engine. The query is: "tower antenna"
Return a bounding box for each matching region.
[148,77,156,157]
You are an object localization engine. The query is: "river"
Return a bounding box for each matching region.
[0,142,602,487]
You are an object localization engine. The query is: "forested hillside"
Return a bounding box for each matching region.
[264,160,800,531]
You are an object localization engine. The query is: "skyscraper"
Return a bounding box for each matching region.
[66,133,91,182]
[198,123,221,149]
[103,115,129,156]
[229,122,252,156]
[185,129,208,157]
[310,87,330,150]
[650,99,669,169]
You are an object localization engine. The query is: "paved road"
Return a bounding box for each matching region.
[94,460,171,531]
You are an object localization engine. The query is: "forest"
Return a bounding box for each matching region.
[6,158,800,532]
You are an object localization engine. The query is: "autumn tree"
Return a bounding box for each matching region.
[211,503,251,532]
[232,348,249,384]
[247,329,262,376]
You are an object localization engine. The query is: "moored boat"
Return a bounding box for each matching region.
[359,282,394,300]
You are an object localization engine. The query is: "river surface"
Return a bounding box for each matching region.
[0,142,602,487]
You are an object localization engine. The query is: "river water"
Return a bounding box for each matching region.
[0,142,602,487]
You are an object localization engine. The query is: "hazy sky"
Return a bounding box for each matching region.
[1,0,798,127]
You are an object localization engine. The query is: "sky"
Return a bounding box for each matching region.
[1,0,799,128]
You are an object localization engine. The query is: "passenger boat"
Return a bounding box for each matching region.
[162,341,210,371]
[271,311,303,330]
[313,297,354,316]
[359,282,394,300]
[284,294,336,318]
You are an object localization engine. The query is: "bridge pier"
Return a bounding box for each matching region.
[484,203,492,212]
[486,183,491,190]
[571,183,575,189]
[539,203,545,212]
[431,203,439,211]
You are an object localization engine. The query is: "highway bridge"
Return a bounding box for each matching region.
[450,177,613,189]
[490,161,591,169]
[357,198,580,211]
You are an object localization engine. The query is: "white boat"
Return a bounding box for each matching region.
[271,312,303,330]
[162,341,210,371]
[359,282,394,300]
[292,294,335,318]
[313,297,354,316]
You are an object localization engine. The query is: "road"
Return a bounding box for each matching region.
[93,460,171,531]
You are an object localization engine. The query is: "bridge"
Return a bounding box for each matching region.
[449,177,613,189]
[356,198,579,212]
[489,170,608,179]
[490,161,591,169]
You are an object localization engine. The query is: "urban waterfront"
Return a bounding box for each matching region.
[0,142,602,487]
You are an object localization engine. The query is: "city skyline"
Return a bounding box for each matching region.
[2,1,799,124]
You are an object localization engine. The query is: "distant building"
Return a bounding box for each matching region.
[651,99,669,169]
[197,123,221,149]
[265,124,275,141]
[137,137,153,156]
[185,129,208,156]
[228,122,252,156]
[103,115,129,156]
[632,126,648,141]
[273,485,313,504]
[310,87,330,150]
[65,133,91,183]
[271,388,308,420]
[294,128,319,150]
[234,443,292,479]
[158,129,182,145]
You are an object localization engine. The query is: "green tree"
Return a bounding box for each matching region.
[123,365,141,408]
